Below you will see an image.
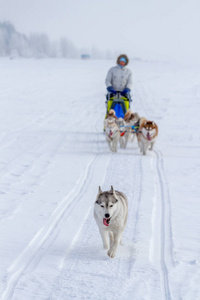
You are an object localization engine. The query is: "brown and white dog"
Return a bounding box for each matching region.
[106,109,117,120]
[104,109,117,130]
[137,119,158,155]
[104,117,120,152]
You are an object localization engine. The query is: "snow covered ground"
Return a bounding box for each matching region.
[0,58,199,300]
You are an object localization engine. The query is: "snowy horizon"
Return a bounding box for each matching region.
[0,0,200,64]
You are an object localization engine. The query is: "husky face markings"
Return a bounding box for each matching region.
[142,121,157,141]
[138,119,158,155]
[94,186,128,258]
[95,192,118,226]
[105,120,118,138]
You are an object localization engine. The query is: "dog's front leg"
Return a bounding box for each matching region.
[107,232,122,258]
[110,141,115,152]
[119,137,124,148]
[149,141,155,151]
[99,228,109,249]
[143,144,147,155]
[113,140,118,152]
[106,140,113,152]
[109,231,114,246]
[140,141,144,154]
[131,132,136,143]
[121,136,125,148]
[137,133,141,149]
[124,133,129,148]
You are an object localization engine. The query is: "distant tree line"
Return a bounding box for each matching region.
[0,21,116,59]
[0,21,80,58]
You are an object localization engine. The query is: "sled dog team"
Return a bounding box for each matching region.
[95,111,158,257]
[95,55,157,257]
[104,109,158,155]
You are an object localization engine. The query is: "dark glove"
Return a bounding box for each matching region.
[121,88,131,95]
[107,86,117,94]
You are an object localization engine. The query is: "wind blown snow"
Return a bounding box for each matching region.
[0,58,199,300]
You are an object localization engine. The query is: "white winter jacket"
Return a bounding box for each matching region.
[105,65,132,92]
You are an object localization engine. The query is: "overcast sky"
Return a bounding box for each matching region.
[0,0,200,63]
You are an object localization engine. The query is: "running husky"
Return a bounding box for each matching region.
[137,119,158,155]
[94,186,128,258]
[123,111,140,148]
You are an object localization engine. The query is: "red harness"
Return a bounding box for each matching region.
[109,131,113,139]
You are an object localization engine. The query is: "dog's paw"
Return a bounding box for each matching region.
[103,244,109,250]
[107,249,116,258]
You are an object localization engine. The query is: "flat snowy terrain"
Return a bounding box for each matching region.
[0,58,199,300]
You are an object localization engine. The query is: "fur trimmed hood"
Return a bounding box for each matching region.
[117,54,129,66]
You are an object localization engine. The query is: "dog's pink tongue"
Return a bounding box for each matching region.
[103,218,109,226]
[147,132,151,141]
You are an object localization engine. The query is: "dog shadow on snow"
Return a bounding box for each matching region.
[69,240,137,262]
[65,147,148,156]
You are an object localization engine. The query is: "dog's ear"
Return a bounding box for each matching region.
[135,113,139,120]
[110,186,114,193]
[110,186,117,198]
[98,186,102,194]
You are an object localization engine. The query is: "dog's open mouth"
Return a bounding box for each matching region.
[103,218,111,226]
[147,132,151,141]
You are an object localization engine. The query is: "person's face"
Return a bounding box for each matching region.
[119,60,126,66]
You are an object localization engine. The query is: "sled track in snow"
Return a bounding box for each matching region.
[103,151,142,279]
[135,81,174,300]
[153,149,174,300]
[1,113,104,300]
[1,156,99,300]
[126,155,143,278]
[50,149,141,300]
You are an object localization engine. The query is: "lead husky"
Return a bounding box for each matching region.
[94,186,128,258]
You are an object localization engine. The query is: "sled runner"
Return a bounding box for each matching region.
[105,92,130,119]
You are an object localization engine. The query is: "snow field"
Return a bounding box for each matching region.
[0,58,199,300]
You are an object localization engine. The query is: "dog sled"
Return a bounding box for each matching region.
[105,92,130,119]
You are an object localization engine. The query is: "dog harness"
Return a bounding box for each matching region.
[120,124,139,136]
[109,130,113,139]
[108,127,119,140]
